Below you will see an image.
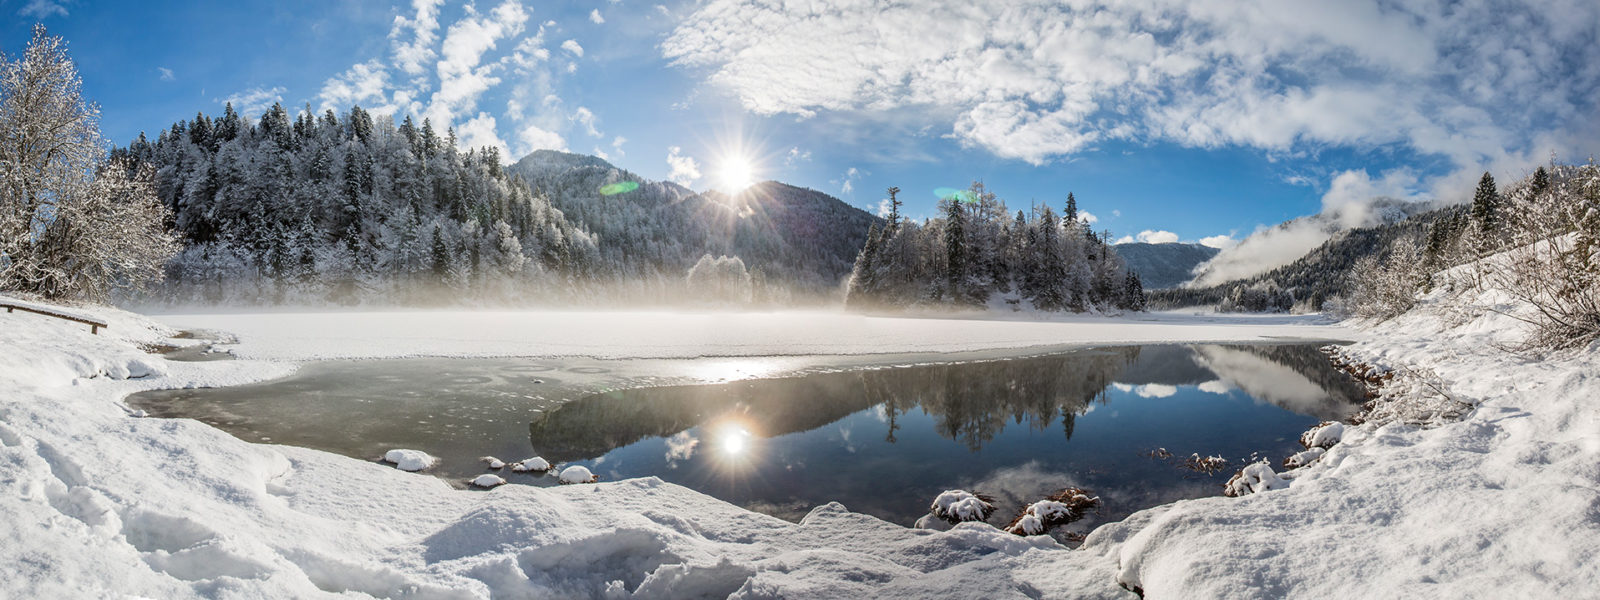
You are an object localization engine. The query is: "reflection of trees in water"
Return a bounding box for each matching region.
[868,347,1139,450]
[530,347,1141,461]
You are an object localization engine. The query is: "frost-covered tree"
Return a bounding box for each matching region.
[1,26,178,301]
[686,254,752,304]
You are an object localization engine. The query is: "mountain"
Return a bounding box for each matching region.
[1152,203,1466,310]
[509,150,881,296]
[1187,198,1432,288]
[1113,242,1219,289]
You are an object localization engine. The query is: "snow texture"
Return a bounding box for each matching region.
[480,456,506,469]
[1222,462,1288,497]
[470,474,506,488]
[1299,421,1345,449]
[558,465,597,484]
[382,449,436,472]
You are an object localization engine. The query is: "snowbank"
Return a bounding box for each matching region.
[0,302,1127,598]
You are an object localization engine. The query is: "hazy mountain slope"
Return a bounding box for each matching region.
[510,150,881,294]
[1188,198,1432,288]
[1114,242,1220,289]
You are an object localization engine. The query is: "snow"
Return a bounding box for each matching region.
[930,490,993,523]
[558,465,597,484]
[1283,447,1325,469]
[148,308,1351,361]
[480,456,506,469]
[381,449,436,472]
[511,457,551,472]
[470,474,506,488]
[1299,421,1345,449]
[7,295,1599,598]
[1221,462,1288,497]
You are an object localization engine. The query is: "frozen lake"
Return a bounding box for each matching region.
[129,342,1364,539]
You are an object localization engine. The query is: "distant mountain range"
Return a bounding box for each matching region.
[1113,242,1219,289]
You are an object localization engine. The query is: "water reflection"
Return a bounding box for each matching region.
[530,344,1364,528]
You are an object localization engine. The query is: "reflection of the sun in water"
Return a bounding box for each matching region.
[705,416,761,476]
[689,359,781,383]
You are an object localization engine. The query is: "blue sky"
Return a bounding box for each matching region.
[5,0,1596,250]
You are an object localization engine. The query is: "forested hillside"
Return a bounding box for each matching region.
[847,188,1144,312]
[118,108,880,305]
[119,103,600,304]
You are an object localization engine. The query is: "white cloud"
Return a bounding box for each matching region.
[318,60,390,113]
[157,67,174,82]
[876,198,893,218]
[1197,380,1234,395]
[426,1,528,128]
[836,167,864,195]
[1078,210,1098,225]
[785,147,812,165]
[610,135,627,158]
[390,0,445,77]
[589,9,605,24]
[572,106,601,137]
[1126,230,1179,244]
[517,123,567,154]
[1189,167,1430,286]
[456,113,511,157]
[666,146,702,186]
[1199,235,1237,249]
[664,0,1600,178]
[561,39,584,58]
[1135,384,1178,399]
[1111,209,1122,218]
[218,86,286,119]
[18,0,68,18]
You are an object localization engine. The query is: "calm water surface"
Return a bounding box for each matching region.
[129,344,1364,536]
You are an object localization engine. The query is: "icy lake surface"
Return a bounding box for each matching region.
[128,343,1365,535]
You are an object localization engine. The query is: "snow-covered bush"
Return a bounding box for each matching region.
[685,254,752,304]
[1003,488,1099,536]
[1345,237,1428,320]
[1300,422,1345,449]
[1283,447,1326,469]
[929,489,996,524]
[1223,462,1287,497]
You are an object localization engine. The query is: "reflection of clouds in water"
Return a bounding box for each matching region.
[870,404,888,422]
[965,460,1084,518]
[1190,346,1338,417]
[664,431,698,468]
[838,425,855,453]
[1197,380,1235,395]
[1111,383,1133,392]
[1135,384,1178,398]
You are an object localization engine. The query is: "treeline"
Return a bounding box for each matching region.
[117,103,601,304]
[846,185,1145,312]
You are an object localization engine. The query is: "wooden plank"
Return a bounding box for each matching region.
[0,300,109,334]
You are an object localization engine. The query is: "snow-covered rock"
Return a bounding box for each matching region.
[929,489,994,523]
[382,449,435,472]
[557,465,596,484]
[510,456,550,472]
[480,456,506,469]
[469,474,505,488]
[1283,447,1326,469]
[1222,462,1287,497]
[1301,421,1346,449]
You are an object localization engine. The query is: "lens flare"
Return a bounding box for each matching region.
[719,157,756,192]
[934,187,977,203]
[599,181,639,196]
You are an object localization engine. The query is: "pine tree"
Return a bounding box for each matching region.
[943,197,967,302]
[1471,171,1501,239]
[885,186,902,232]
[1122,271,1146,311]
[1064,192,1077,224]
[1530,166,1551,203]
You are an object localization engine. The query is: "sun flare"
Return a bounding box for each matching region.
[718,156,757,192]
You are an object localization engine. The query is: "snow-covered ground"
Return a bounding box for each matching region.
[3,300,1594,598]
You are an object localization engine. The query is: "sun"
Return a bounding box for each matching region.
[718,156,757,193]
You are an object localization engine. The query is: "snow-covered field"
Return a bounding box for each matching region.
[3,301,1595,598]
[148,308,1350,361]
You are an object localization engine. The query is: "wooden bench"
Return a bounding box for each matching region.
[1,300,109,334]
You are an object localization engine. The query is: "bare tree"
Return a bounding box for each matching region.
[0,25,177,301]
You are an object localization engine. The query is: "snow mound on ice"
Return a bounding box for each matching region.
[1223,462,1287,497]
[480,456,506,469]
[470,474,505,488]
[558,465,596,484]
[512,457,551,472]
[382,449,435,472]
